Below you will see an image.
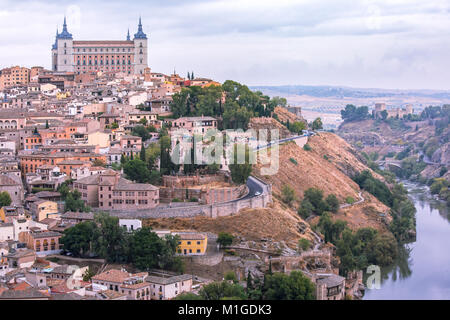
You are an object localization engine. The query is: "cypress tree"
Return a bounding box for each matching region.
[246,270,253,291]
[140,146,146,161]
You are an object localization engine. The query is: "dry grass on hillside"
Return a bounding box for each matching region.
[254,132,391,232]
[143,200,314,248]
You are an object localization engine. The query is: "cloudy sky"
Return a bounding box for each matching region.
[1,0,450,90]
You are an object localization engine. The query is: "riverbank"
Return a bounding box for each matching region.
[363,181,450,299]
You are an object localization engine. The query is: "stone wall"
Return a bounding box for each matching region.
[159,184,247,204]
[162,173,228,188]
[111,176,272,220]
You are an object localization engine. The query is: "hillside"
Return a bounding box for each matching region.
[338,116,450,181]
[144,132,392,247]
[143,200,315,249]
[253,132,391,232]
[273,106,306,124]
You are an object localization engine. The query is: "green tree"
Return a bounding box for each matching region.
[129,227,166,270]
[263,271,315,300]
[290,121,307,134]
[199,281,247,300]
[123,159,151,183]
[60,221,99,257]
[57,182,71,200]
[132,125,151,141]
[174,292,203,300]
[229,144,253,184]
[325,194,340,213]
[281,185,296,206]
[224,271,238,283]
[341,104,370,122]
[139,117,148,126]
[140,146,146,161]
[146,142,161,171]
[312,117,323,130]
[217,232,234,248]
[94,212,129,263]
[303,188,328,215]
[298,199,314,219]
[298,238,311,252]
[82,267,96,281]
[0,191,12,207]
[246,270,253,291]
[64,190,90,213]
[92,158,107,167]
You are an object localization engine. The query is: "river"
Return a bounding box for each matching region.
[364,181,450,300]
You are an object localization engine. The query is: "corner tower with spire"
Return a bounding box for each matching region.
[53,16,74,72]
[133,17,149,75]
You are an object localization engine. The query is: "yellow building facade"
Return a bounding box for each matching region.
[176,233,208,256]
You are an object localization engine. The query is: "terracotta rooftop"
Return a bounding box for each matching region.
[92,269,148,284]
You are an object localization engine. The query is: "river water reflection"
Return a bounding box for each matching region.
[364,182,450,300]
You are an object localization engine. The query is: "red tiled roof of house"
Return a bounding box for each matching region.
[92,269,147,284]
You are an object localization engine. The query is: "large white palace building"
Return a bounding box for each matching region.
[51,17,148,75]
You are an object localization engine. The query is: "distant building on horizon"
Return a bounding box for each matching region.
[51,17,148,76]
[373,103,413,119]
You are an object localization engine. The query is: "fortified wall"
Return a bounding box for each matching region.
[159,173,247,205]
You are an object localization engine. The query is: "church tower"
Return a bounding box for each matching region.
[55,17,74,72]
[133,17,148,75]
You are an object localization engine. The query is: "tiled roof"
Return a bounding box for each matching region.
[316,274,345,287]
[176,232,207,241]
[115,178,158,191]
[0,175,20,186]
[60,211,94,220]
[92,269,148,284]
[31,231,62,239]
[0,288,49,299]
[146,274,192,285]
[5,249,35,259]
[75,174,100,185]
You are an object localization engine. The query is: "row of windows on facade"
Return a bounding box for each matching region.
[110,199,150,204]
[64,49,143,55]
[62,43,144,53]
[63,43,136,53]
[98,283,175,299]
[75,60,133,66]
[99,281,185,291]
[73,46,142,53]
[100,192,152,199]
[179,241,203,245]
[99,199,157,206]
[178,248,202,254]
